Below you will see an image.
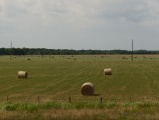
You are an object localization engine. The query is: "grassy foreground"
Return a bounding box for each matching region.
[1,101,159,119]
[0,55,159,119]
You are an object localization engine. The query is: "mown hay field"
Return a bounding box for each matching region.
[1,54,159,119]
[0,55,159,102]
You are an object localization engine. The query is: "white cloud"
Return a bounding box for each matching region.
[0,0,111,30]
[0,0,159,49]
[1,0,157,29]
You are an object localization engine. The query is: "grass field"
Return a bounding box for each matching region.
[0,54,159,119]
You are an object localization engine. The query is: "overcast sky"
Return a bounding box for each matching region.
[0,0,159,50]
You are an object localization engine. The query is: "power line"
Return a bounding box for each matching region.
[131,39,133,61]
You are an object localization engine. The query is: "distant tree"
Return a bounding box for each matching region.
[0,48,159,55]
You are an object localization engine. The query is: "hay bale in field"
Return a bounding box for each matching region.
[104,68,112,75]
[18,71,28,78]
[81,82,95,96]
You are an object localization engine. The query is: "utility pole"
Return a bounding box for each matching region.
[10,41,12,60]
[131,39,133,61]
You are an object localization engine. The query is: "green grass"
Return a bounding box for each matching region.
[1,101,159,111]
[1,55,159,102]
[1,101,159,119]
[0,55,159,119]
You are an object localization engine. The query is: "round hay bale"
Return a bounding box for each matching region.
[18,71,28,78]
[81,82,95,96]
[104,68,112,75]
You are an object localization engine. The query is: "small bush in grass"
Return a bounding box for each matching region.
[74,102,105,109]
[98,103,105,109]
[84,102,96,109]
[137,102,159,108]
[61,103,74,109]
[105,102,118,109]
[40,102,60,109]
[2,102,18,111]
[74,102,85,109]
[3,103,39,112]
[122,102,140,108]
[26,104,39,112]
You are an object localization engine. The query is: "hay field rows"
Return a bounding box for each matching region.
[0,55,159,103]
[1,55,159,119]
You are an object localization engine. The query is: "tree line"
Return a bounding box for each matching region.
[0,48,159,55]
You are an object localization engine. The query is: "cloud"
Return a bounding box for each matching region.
[0,0,159,49]
[98,1,147,23]
[0,5,2,13]
[0,0,110,30]
[1,0,158,30]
